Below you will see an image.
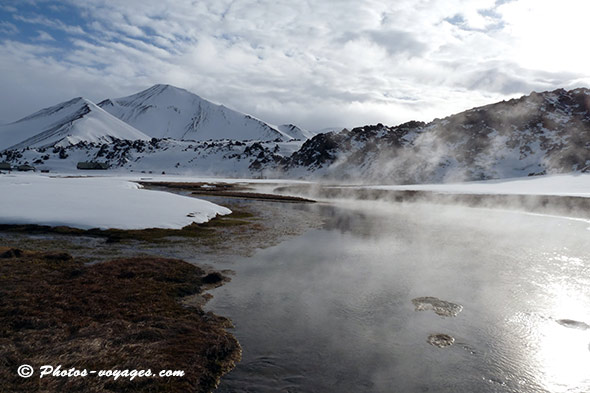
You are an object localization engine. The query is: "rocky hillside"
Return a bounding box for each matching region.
[285,88,590,183]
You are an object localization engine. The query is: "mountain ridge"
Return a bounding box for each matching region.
[98,84,294,142]
[0,84,311,152]
[2,86,590,184]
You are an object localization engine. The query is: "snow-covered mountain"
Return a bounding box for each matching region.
[98,84,291,142]
[0,97,150,151]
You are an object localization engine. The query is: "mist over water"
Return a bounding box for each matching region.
[206,200,590,393]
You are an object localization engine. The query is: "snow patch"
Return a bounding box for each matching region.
[0,174,231,229]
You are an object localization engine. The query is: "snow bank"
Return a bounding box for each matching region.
[369,174,590,198]
[0,174,231,229]
[120,174,312,185]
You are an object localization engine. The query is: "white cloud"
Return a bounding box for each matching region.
[33,30,54,41]
[1,0,589,130]
[12,14,85,35]
[497,0,590,74]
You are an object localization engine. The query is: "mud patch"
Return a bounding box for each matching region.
[412,296,463,317]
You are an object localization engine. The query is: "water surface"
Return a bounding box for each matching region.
[207,200,590,393]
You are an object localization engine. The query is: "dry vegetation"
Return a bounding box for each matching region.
[140,181,316,203]
[0,247,241,393]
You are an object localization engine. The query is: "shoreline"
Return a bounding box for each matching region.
[0,181,324,392]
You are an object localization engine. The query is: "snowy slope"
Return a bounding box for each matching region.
[0,174,230,229]
[0,97,150,151]
[277,124,316,140]
[99,84,291,142]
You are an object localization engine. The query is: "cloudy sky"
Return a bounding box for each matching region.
[1,0,589,130]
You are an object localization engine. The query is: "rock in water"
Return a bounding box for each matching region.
[427,334,455,348]
[556,319,590,330]
[411,296,463,317]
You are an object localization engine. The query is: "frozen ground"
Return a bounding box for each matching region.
[0,173,231,229]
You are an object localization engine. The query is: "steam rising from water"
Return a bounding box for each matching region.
[208,197,590,392]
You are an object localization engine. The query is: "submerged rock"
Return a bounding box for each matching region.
[412,296,463,317]
[427,334,455,348]
[556,319,590,330]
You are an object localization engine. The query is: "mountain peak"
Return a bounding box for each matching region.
[143,83,194,97]
[151,83,175,90]
[147,83,175,93]
[0,96,149,151]
[14,96,91,124]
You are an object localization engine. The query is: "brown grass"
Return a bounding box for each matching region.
[0,209,255,243]
[190,191,315,203]
[140,181,316,203]
[0,247,241,392]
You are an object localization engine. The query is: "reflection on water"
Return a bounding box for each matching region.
[206,200,590,393]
